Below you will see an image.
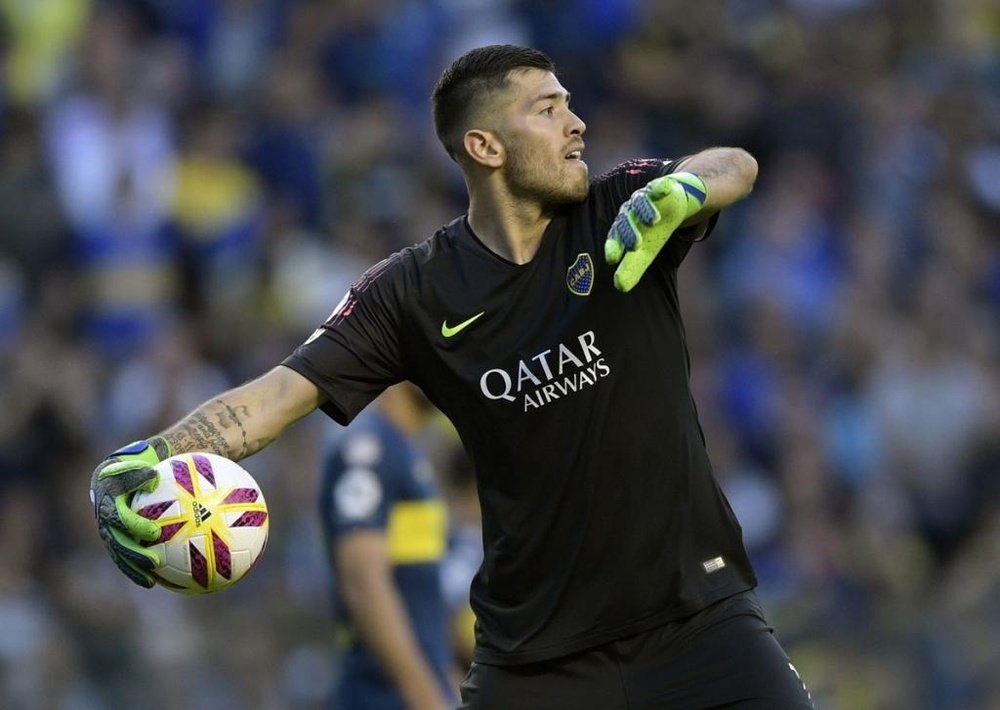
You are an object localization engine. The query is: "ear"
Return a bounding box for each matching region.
[462,129,504,168]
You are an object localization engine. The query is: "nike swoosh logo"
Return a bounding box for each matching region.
[441,311,485,338]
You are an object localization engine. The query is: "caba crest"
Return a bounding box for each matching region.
[566,253,594,296]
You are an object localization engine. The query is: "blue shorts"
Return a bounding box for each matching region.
[334,679,405,710]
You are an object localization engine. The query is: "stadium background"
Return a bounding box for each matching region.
[0,0,996,708]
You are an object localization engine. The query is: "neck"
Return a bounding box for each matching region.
[467,187,552,265]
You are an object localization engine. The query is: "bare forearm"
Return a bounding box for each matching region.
[160,398,266,460]
[677,147,758,217]
[158,366,323,461]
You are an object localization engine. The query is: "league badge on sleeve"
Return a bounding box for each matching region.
[567,253,594,296]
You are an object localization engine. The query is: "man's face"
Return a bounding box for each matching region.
[493,69,588,206]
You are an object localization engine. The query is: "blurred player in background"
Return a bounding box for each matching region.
[91,45,812,707]
[319,382,456,709]
[436,440,483,671]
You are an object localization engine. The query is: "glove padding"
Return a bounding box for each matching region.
[90,437,171,587]
[605,172,707,292]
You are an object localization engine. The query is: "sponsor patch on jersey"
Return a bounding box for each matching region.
[479,330,612,412]
[702,556,726,573]
[566,253,594,296]
[441,311,485,338]
[344,433,382,468]
[334,468,383,520]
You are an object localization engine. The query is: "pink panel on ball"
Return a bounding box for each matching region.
[231,511,268,527]
[192,455,216,487]
[135,501,172,520]
[222,487,259,504]
[212,531,232,579]
[142,522,185,547]
[172,461,195,495]
[189,543,209,589]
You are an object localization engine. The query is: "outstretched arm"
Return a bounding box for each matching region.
[675,147,758,224]
[90,365,326,587]
[160,365,325,461]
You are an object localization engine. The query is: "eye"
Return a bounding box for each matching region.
[542,106,555,116]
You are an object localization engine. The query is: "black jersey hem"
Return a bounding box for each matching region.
[471,580,755,666]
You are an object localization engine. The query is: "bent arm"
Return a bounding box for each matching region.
[159,365,325,462]
[676,147,758,224]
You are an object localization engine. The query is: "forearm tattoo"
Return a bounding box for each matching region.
[163,412,230,458]
[162,400,263,460]
[219,401,250,458]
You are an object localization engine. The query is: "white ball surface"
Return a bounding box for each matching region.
[130,453,269,594]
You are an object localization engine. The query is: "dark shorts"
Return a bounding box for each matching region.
[459,591,813,709]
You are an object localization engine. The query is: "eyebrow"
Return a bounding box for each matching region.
[531,91,571,106]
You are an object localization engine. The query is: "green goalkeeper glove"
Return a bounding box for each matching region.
[604,172,707,292]
[90,437,172,587]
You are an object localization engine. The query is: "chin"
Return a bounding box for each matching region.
[562,171,590,203]
[511,163,589,205]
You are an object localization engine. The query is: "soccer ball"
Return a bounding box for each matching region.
[130,452,269,594]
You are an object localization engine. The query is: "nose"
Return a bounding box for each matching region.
[568,109,586,137]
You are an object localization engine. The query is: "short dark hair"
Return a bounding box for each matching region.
[431,45,555,162]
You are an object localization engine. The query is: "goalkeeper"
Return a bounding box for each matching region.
[91,45,813,708]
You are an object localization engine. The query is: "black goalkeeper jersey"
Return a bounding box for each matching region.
[283,158,756,665]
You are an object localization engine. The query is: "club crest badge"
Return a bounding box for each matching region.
[567,253,594,296]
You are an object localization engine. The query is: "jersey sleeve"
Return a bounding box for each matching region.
[590,157,719,269]
[318,429,396,537]
[282,254,407,425]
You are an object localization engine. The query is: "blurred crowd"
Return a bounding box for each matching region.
[0,0,996,708]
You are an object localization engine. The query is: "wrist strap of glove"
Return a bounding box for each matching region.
[668,172,708,219]
[110,436,173,465]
